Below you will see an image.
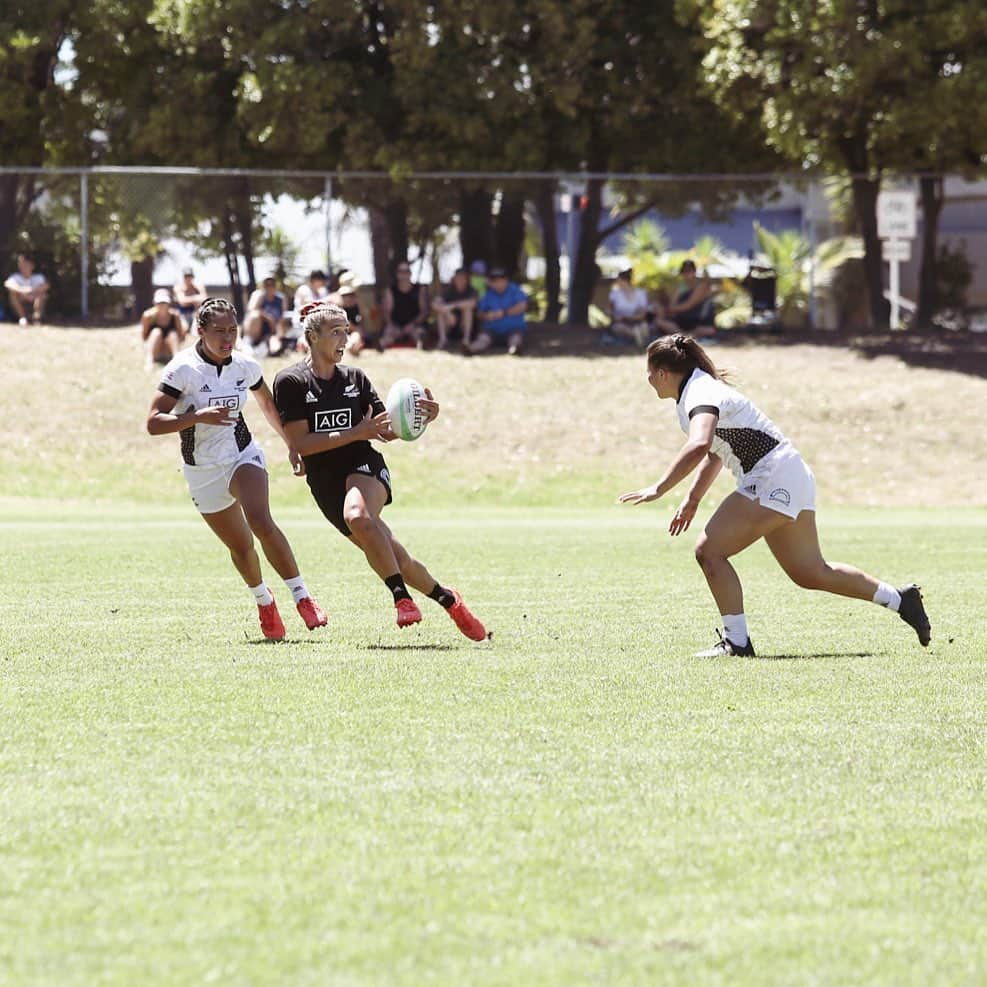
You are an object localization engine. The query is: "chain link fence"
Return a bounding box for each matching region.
[1,168,984,331]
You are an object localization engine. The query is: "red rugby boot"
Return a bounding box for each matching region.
[258,599,286,640]
[296,596,328,630]
[446,589,486,641]
[395,597,422,628]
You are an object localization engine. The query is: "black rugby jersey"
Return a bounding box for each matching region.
[273,361,386,474]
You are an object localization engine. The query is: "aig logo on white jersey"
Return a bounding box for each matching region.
[315,408,351,431]
[208,395,239,410]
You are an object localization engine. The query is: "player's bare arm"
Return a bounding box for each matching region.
[619,411,716,505]
[146,391,236,435]
[670,453,723,536]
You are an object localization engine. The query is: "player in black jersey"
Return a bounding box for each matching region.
[273,301,487,639]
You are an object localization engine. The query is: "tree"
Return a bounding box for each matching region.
[691,0,987,329]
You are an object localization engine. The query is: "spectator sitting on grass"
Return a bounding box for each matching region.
[432,267,478,350]
[245,276,289,356]
[604,267,651,347]
[173,267,206,332]
[664,259,716,339]
[330,270,368,357]
[141,288,187,371]
[5,252,49,326]
[380,261,429,349]
[465,267,528,356]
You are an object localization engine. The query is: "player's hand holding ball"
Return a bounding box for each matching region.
[358,408,395,443]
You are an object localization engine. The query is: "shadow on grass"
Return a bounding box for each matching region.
[756,651,875,661]
[243,637,327,647]
[364,643,457,652]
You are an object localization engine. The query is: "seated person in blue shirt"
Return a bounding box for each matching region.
[466,267,528,356]
[245,276,289,355]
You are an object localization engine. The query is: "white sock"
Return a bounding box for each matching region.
[722,613,749,646]
[872,582,901,612]
[249,582,274,606]
[284,575,309,604]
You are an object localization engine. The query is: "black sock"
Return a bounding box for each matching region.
[428,583,456,609]
[384,573,412,603]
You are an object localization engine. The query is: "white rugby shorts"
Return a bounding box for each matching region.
[736,445,816,520]
[182,442,267,515]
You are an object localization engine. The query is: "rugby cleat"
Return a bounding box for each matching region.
[445,589,487,641]
[258,599,286,641]
[296,596,328,631]
[897,584,931,646]
[695,630,756,658]
[395,597,423,628]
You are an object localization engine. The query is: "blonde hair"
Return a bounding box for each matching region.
[646,333,727,381]
[301,301,348,343]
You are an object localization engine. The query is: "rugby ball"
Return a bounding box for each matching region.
[385,377,428,441]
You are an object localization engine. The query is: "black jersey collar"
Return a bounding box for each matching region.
[196,339,233,368]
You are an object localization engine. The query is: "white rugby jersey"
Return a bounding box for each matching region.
[676,368,789,479]
[158,341,264,467]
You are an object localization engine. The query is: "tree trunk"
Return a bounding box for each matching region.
[568,177,605,327]
[130,256,155,315]
[849,175,887,330]
[0,175,22,264]
[385,198,409,271]
[234,179,256,297]
[369,205,393,303]
[534,181,562,323]
[221,211,244,318]
[915,175,944,329]
[493,193,526,278]
[458,186,494,268]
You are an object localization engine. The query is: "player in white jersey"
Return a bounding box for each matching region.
[619,334,930,657]
[147,297,327,641]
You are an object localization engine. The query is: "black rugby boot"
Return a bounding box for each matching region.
[897,584,931,647]
[695,630,756,658]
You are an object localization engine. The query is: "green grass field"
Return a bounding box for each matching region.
[2,502,985,985]
[1,327,985,984]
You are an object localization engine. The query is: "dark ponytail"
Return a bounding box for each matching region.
[646,333,728,382]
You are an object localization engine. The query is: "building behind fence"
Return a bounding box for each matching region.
[1,168,984,330]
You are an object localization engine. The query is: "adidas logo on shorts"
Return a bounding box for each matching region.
[305,391,318,403]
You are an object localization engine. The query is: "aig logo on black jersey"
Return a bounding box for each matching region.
[315,408,351,431]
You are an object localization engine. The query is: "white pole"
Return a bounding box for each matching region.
[323,175,333,273]
[889,256,900,329]
[80,173,89,320]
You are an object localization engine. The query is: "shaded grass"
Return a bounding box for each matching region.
[1,506,984,985]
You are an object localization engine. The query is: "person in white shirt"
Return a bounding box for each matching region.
[618,333,931,657]
[146,297,327,641]
[606,268,651,347]
[5,253,49,326]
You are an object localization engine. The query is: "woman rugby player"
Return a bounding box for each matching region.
[272,301,486,640]
[619,334,931,656]
[147,297,327,641]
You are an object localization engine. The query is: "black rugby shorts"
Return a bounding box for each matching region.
[306,449,393,536]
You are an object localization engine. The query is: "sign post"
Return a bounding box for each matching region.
[877,190,917,329]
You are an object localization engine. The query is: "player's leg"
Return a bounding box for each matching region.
[231,461,327,629]
[764,510,930,645]
[380,518,487,641]
[693,492,791,655]
[201,500,285,639]
[343,473,422,627]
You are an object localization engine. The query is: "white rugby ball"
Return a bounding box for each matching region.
[385,377,428,441]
